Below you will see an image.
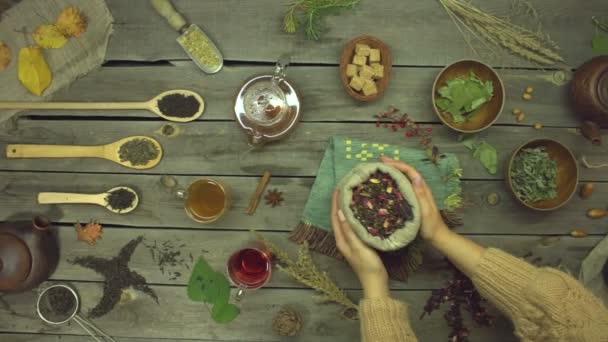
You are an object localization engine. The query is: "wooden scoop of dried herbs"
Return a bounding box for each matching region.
[435,72,494,123]
[350,171,413,239]
[105,188,136,212]
[118,138,159,166]
[510,147,558,203]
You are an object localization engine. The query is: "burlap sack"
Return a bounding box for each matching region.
[338,163,421,251]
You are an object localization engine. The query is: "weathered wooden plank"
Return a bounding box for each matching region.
[105,0,600,68]
[14,65,579,127]
[0,120,605,179]
[0,172,606,234]
[0,334,209,342]
[44,226,599,290]
[0,282,517,341]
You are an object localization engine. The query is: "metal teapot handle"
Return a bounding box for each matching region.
[271,54,291,86]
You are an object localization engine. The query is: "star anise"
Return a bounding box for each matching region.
[265,189,284,207]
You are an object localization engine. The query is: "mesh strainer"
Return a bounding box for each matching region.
[37,284,117,342]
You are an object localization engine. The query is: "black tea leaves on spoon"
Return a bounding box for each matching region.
[106,188,136,212]
[157,93,200,118]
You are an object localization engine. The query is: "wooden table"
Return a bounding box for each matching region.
[1,1,607,341]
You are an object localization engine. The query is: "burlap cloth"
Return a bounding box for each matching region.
[579,235,608,305]
[0,0,113,126]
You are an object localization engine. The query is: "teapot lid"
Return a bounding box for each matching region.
[0,233,32,290]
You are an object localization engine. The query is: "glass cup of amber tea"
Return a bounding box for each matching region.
[175,179,231,223]
[226,242,272,300]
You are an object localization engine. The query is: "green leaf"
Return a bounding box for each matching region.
[187,257,215,302]
[459,134,477,150]
[434,72,494,123]
[211,302,240,324]
[592,34,608,54]
[474,142,498,175]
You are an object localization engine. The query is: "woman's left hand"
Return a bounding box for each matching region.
[331,189,389,299]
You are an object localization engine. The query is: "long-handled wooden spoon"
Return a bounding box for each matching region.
[38,186,139,214]
[6,136,163,170]
[0,89,205,123]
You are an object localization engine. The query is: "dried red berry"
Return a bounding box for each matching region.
[426,127,433,132]
[375,121,380,128]
[406,131,414,138]
[391,125,397,132]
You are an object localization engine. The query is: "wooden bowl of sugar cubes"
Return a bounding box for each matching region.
[340,35,392,102]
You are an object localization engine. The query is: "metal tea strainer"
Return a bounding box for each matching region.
[37,284,117,342]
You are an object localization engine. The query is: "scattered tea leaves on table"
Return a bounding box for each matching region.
[283,0,360,40]
[18,46,51,96]
[74,220,102,245]
[436,72,494,123]
[187,256,240,323]
[510,147,558,203]
[461,135,497,175]
[0,42,11,71]
[33,25,68,49]
[55,6,87,38]
[144,240,191,281]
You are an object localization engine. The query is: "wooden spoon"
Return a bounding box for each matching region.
[38,186,139,214]
[6,136,163,170]
[0,89,205,122]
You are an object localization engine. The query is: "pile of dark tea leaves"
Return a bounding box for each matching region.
[40,286,76,320]
[157,93,200,118]
[510,147,558,203]
[143,240,193,281]
[69,236,159,318]
[421,262,494,342]
[119,138,159,166]
[105,188,136,212]
[350,171,413,239]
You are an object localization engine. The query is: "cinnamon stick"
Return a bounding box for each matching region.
[246,170,271,215]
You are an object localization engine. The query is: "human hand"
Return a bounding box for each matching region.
[331,189,389,299]
[380,156,449,243]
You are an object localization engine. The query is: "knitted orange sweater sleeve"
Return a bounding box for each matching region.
[359,297,418,342]
[472,248,608,341]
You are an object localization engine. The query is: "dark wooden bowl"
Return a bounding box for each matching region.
[506,138,579,211]
[339,35,392,102]
[432,59,505,133]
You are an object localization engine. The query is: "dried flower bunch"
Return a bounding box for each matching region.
[255,232,358,312]
[438,0,564,65]
[350,171,414,239]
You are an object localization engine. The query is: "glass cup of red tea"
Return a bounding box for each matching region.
[226,242,272,300]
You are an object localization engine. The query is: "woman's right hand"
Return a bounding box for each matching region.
[380,156,449,243]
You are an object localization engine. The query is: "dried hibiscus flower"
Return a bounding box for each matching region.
[74,220,103,245]
[56,6,87,38]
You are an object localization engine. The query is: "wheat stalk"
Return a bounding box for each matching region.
[254,232,358,311]
[438,0,564,65]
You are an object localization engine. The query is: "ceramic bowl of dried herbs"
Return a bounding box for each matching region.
[338,163,420,251]
[432,59,505,133]
[507,139,578,211]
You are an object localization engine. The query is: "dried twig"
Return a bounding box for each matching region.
[246,171,271,215]
[581,156,608,169]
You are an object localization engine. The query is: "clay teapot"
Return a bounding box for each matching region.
[0,216,59,293]
[570,56,608,127]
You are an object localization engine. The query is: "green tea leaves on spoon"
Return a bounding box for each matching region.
[436,72,494,123]
[187,256,240,323]
[510,147,558,203]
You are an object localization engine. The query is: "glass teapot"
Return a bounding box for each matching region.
[234,54,301,145]
[0,216,59,293]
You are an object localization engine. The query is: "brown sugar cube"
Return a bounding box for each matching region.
[352,54,367,66]
[362,79,378,96]
[349,76,365,91]
[359,65,375,80]
[371,63,384,79]
[355,43,371,56]
[369,49,381,63]
[346,64,358,78]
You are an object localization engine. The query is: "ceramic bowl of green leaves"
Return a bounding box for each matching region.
[432,60,505,133]
[507,139,578,211]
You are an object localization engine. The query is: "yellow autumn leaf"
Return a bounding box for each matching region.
[18,46,52,96]
[0,42,11,71]
[55,6,87,38]
[33,24,68,49]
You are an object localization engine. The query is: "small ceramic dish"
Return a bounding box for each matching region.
[506,138,578,211]
[432,59,505,133]
[339,35,392,102]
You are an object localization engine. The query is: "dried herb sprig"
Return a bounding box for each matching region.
[373,106,442,164]
[510,147,558,203]
[438,0,564,65]
[255,232,358,311]
[421,262,494,342]
[283,0,360,40]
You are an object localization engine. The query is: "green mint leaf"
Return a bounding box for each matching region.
[187,257,215,302]
[474,142,498,175]
[211,302,240,323]
[592,34,608,54]
[435,72,494,123]
[510,147,558,202]
[459,134,477,150]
